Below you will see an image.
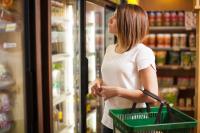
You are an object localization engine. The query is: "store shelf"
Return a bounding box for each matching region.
[176,106,195,112]
[149,26,196,33]
[150,47,196,51]
[52,53,70,62]
[157,65,195,77]
[53,92,71,106]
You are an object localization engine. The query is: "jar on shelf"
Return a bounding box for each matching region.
[148,11,156,26]
[164,34,171,48]
[148,34,156,47]
[172,34,179,48]
[155,11,162,26]
[178,98,185,107]
[171,11,178,26]
[157,34,164,47]
[189,33,196,48]
[179,34,187,48]
[178,11,185,26]
[163,11,171,26]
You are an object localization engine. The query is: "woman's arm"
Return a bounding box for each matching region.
[101,66,158,103]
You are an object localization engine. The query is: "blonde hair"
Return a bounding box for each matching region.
[116,4,149,51]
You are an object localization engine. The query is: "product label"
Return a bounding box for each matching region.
[3,42,17,49]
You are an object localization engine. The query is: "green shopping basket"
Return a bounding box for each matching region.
[109,89,197,133]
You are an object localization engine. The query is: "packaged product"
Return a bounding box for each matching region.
[178,11,185,26]
[179,34,187,48]
[148,11,156,26]
[148,34,156,47]
[186,98,192,108]
[163,11,171,26]
[164,34,171,48]
[155,11,162,26]
[160,87,178,106]
[181,51,192,67]
[156,51,167,66]
[177,77,190,88]
[168,51,180,65]
[178,98,185,107]
[172,34,180,48]
[189,33,196,48]
[171,11,178,26]
[157,34,164,47]
[0,93,10,112]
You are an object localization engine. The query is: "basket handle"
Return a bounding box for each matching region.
[139,89,166,104]
[131,89,175,124]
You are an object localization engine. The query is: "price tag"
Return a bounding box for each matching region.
[5,23,16,32]
[3,42,17,49]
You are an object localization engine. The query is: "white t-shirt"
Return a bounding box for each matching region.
[101,43,156,129]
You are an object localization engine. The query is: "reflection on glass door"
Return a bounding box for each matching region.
[51,0,80,132]
[105,8,115,48]
[86,2,104,133]
[0,0,26,133]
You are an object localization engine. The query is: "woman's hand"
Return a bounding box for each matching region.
[90,78,103,97]
[100,85,120,100]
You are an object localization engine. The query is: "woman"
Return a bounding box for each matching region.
[90,4,158,133]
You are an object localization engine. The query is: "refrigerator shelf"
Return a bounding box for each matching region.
[51,17,70,23]
[53,92,71,106]
[52,53,70,62]
[55,124,74,133]
[53,93,71,106]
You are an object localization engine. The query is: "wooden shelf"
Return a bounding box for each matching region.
[157,65,195,77]
[151,47,196,51]
[149,26,196,33]
[176,106,195,111]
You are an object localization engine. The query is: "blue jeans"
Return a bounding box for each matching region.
[102,125,113,133]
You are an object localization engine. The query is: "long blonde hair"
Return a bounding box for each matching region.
[116,4,149,51]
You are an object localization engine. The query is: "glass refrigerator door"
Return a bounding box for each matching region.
[0,1,26,133]
[105,8,115,48]
[51,0,80,132]
[86,2,104,133]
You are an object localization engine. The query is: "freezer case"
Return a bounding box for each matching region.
[0,0,29,133]
[86,1,105,133]
[50,0,81,133]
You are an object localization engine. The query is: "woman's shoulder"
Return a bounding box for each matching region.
[136,43,154,54]
[105,44,115,52]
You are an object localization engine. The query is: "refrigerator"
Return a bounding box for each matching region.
[85,2,115,133]
[40,0,82,133]
[0,0,41,133]
[40,0,116,132]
